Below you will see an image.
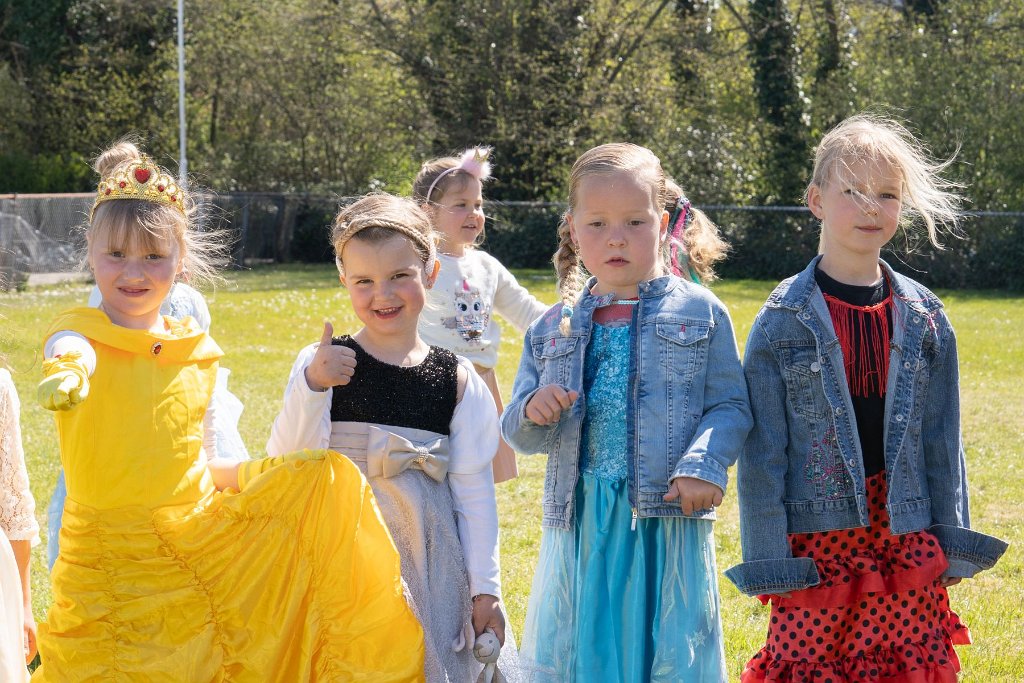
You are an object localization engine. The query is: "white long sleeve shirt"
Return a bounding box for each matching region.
[419,251,549,368]
[0,370,39,545]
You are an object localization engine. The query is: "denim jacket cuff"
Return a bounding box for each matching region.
[671,456,728,493]
[928,524,1008,577]
[724,558,820,597]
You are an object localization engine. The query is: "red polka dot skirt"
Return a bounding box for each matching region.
[742,472,971,682]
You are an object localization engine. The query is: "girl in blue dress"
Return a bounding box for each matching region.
[502,143,752,682]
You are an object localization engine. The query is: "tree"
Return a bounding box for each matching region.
[740,0,810,204]
[358,0,681,200]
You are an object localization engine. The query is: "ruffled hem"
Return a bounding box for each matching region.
[742,626,971,683]
[35,451,425,682]
[761,539,948,609]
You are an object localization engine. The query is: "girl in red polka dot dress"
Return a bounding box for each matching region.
[725,114,1008,682]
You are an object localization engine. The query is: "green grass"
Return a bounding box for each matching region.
[4,264,1021,680]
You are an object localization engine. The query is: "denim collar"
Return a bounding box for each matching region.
[770,256,941,315]
[575,274,679,310]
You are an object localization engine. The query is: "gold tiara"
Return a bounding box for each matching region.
[90,156,185,221]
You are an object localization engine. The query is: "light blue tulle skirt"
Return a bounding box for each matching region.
[519,473,726,683]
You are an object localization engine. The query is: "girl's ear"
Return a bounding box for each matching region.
[566,213,577,245]
[807,183,826,220]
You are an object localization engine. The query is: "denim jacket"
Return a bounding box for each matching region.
[725,257,1008,597]
[501,274,752,530]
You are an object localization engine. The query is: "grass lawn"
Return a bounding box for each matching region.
[4,263,1021,680]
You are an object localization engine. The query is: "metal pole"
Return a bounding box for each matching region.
[176,0,188,186]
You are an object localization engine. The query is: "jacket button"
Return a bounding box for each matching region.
[904,361,911,369]
[896,414,904,422]
[913,316,921,323]
[835,407,843,415]
[810,362,820,372]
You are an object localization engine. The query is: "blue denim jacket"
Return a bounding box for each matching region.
[725,257,1008,597]
[501,274,752,530]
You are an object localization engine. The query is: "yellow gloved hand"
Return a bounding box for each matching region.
[237,449,326,490]
[39,353,90,411]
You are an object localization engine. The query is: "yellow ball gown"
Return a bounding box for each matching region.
[33,308,425,682]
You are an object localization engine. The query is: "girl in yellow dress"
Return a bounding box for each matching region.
[33,141,424,682]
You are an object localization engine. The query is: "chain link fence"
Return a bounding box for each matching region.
[2,193,1022,291]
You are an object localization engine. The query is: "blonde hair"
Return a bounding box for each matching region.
[88,139,224,287]
[664,178,728,283]
[808,113,964,248]
[554,142,668,334]
[331,193,437,277]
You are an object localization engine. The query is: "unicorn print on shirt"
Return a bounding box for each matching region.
[442,278,490,345]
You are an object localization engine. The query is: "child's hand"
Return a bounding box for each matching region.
[471,594,506,646]
[525,385,579,425]
[23,610,36,663]
[304,321,357,392]
[940,575,963,588]
[38,367,90,411]
[663,476,723,515]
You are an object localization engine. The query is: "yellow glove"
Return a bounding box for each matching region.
[39,352,90,411]
[237,450,326,490]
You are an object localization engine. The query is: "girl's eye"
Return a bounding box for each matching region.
[588,222,604,229]
[880,192,899,200]
[355,279,372,285]
[108,251,124,258]
[393,272,408,280]
[145,253,164,260]
[629,219,645,227]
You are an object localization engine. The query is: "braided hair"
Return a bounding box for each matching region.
[331,193,437,276]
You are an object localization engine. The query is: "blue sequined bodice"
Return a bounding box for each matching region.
[579,323,632,481]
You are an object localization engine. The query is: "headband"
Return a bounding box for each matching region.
[334,217,438,273]
[424,147,493,204]
[91,155,185,222]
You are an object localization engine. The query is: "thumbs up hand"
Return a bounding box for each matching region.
[303,321,357,392]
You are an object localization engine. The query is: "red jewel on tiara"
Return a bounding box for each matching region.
[134,168,151,184]
[151,342,162,356]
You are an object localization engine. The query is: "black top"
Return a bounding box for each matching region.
[815,267,891,477]
[329,336,459,435]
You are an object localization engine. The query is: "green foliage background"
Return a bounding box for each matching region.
[2,0,1023,211]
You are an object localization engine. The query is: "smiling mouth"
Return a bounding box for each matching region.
[373,306,402,318]
[118,287,150,296]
